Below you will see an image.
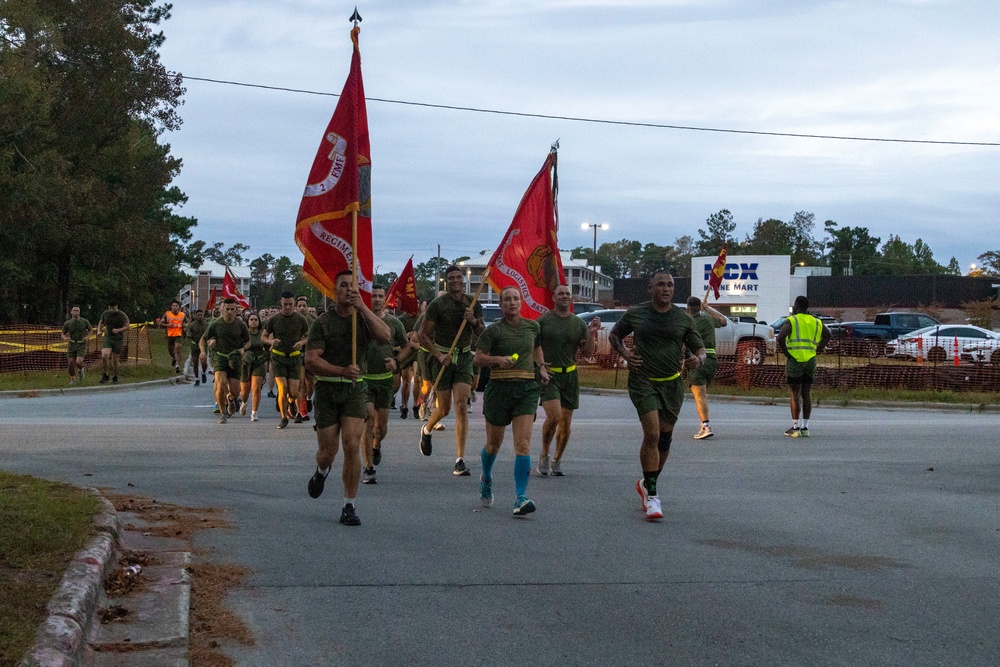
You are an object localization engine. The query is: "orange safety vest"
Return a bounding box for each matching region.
[164,311,185,337]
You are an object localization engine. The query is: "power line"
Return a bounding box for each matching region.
[177,73,1000,147]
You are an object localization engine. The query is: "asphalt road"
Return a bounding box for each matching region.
[2,383,999,666]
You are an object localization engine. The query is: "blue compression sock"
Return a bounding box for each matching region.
[481,448,498,482]
[514,454,531,497]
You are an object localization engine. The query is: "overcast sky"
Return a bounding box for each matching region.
[158,0,1000,276]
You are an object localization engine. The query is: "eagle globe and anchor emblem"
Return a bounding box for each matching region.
[303,131,371,216]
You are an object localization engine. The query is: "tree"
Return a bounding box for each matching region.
[878,235,946,275]
[0,0,188,323]
[823,222,881,275]
[975,250,1000,277]
[596,239,642,279]
[945,257,962,276]
[694,209,737,256]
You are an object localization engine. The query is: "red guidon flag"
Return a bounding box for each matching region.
[294,25,373,306]
[708,244,727,300]
[222,267,250,309]
[385,257,419,315]
[485,148,565,319]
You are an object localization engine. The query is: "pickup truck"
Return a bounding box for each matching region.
[826,312,941,358]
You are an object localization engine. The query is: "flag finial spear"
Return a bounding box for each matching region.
[350,7,362,26]
[550,139,560,153]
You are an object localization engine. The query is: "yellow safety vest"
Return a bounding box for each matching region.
[786,314,821,362]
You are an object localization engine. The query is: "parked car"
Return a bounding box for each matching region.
[885,324,1000,362]
[963,334,1000,365]
[825,312,941,357]
[571,302,605,314]
[481,303,501,323]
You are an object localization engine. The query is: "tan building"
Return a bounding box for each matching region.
[178,262,251,312]
[457,251,613,304]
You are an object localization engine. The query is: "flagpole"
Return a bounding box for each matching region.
[430,266,492,395]
[351,209,358,367]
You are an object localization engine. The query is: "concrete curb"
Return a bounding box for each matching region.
[579,386,1000,413]
[0,376,186,401]
[19,490,121,667]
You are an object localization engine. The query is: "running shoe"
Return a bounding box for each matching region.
[513,496,536,516]
[644,495,664,521]
[419,427,432,456]
[799,428,810,438]
[479,474,494,507]
[100,374,110,384]
[433,422,445,431]
[111,376,119,384]
[213,403,221,414]
[470,390,477,403]
[453,459,470,476]
[218,414,228,424]
[294,414,303,424]
[201,372,207,384]
[362,467,377,484]
[300,414,310,422]
[418,404,427,421]
[400,406,408,419]
[239,399,247,416]
[250,411,259,422]
[339,504,361,526]
[536,454,550,477]
[267,390,276,398]
[228,398,238,416]
[277,418,289,430]
[550,459,564,477]
[372,445,382,466]
[694,424,714,440]
[784,427,800,438]
[306,398,313,413]
[194,379,200,387]
[68,379,76,386]
[79,368,85,381]
[636,478,649,509]
[390,398,397,410]
[308,469,326,498]
[175,365,180,374]
[467,400,472,414]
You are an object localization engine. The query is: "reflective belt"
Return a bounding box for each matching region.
[316,376,357,383]
[362,372,393,381]
[435,344,471,362]
[70,340,85,344]
[271,349,302,357]
[548,365,577,373]
[649,372,681,382]
[704,348,716,357]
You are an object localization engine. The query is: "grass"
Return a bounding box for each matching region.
[0,472,100,667]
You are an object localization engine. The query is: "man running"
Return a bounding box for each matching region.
[417,267,485,475]
[97,301,129,384]
[473,286,550,516]
[396,307,420,419]
[305,270,391,526]
[360,285,410,484]
[609,270,705,522]
[160,300,188,373]
[186,309,209,386]
[200,298,250,424]
[536,284,600,476]
[240,313,270,422]
[61,306,92,385]
[296,296,317,422]
[263,292,310,429]
[776,295,831,438]
[685,296,727,440]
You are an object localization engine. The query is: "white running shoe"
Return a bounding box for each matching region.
[240,399,247,416]
[636,478,649,510]
[536,454,550,476]
[433,422,445,431]
[644,495,663,521]
[693,424,714,440]
[250,411,259,422]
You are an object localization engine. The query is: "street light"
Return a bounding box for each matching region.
[581,222,609,301]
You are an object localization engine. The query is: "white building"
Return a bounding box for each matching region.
[691,255,798,325]
[457,251,613,303]
[177,262,251,312]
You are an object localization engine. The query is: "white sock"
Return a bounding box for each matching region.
[344,497,355,507]
[792,419,799,429]
[318,466,330,478]
[456,457,464,464]
[422,425,430,435]
[802,419,809,429]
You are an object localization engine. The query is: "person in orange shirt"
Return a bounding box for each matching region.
[160,300,188,373]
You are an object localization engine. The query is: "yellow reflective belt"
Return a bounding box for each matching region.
[316,376,356,383]
[704,348,716,355]
[362,372,393,381]
[649,372,681,382]
[548,365,577,373]
[271,349,302,357]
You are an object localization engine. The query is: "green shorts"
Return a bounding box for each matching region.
[786,356,817,385]
[688,355,718,387]
[271,353,303,379]
[426,349,474,391]
[314,379,369,428]
[67,342,87,359]
[483,379,540,427]
[539,369,580,410]
[189,343,201,360]
[242,353,268,381]
[103,336,124,354]
[628,375,685,426]
[364,377,394,410]
[213,351,242,377]
[166,335,183,352]
[416,349,432,382]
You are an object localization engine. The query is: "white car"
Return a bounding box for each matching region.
[962,335,1000,365]
[885,324,1000,363]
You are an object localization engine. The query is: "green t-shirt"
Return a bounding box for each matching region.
[475,318,540,379]
[364,315,408,376]
[425,294,483,349]
[398,312,419,334]
[611,303,704,383]
[187,319,207,344]
[203,317,250,355]
[247,329,267,355]
[692,311,720,352]
[537,310,588,368]
[306,310,374,374]
[62,318,91,342]
[264,312,310,355]
[100,310,129,341]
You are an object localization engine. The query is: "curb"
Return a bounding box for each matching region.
[19,489,121,667]
[0,376,187,401]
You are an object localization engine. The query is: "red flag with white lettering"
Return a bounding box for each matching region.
[385,257,419,315]
[485,149,565,319]
[294,25,373,306]
[222,268,250,309]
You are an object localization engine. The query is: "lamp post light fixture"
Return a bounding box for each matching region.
[581,222,609,301]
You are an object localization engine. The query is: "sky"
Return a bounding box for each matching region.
[157,0,1000,276]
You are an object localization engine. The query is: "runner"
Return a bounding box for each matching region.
[296,296,317,422]
[396,307,420,419]
[61,306,92,385]
[263,292,310,429]
[360,285,410,484]
[160,300,188,373]
[536,284,600,476]
[685,296,727,440]
[305,270,391,526]
[473,286,550,516]
[200,298,250,424]
[186,309,209,386]
[97,301,129,384]
[775,295,831,438]
[240,313,270,422]
[416,268,485,476]
[609,270,706,522]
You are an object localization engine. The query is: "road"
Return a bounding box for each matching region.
[2,383,999,666]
